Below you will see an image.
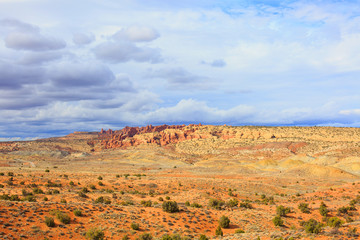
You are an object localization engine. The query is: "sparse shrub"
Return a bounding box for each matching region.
[319,202,328,216]
[82,187,90,193]
[226,198,239,208]
[69,181,75,186]
[89,184,96,190]
[141,200,152,207]
[78,191,88,198]
[273,216,284,226]
[165,196,170,200]
[45,169,50,172]
[86,227,105,240]
[162,201,179,213]
[347,227,358,237]
[98,176,103,180]
[33,187,44,194]
[185,201,190,206]
[190,202,202,208]
[7,172,14,176]
[215,225,223,236]
[158,197,164,201]
[199,235,208,240]
[160,235,172,240]
[56,211,71,224]
[45,216,55,227]
[209,198,225,210]
[43,196,48,201]
[122,235,129,240]
[60,198,67,204]
[235,229,245,234]
[337,206,349,215]
[327,217,343,228]
[131,222,140,230]
[276,205,291,217]
[301,218,322,234]
[298,203,310,213]
[95,196,111,204]
[116,174,120,178]
[240,201,253,209]
[136,233,153,240]
[218,215,230,228]
[23,195,36,202]
[74,209,82,216]
[98,181,104,186]
[22,189,33,196]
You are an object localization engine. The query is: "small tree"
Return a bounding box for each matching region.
[219,215,230,228]
[298,203,311,213]
[327,217,343,228]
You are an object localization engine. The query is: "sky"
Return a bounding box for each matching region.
[1,0,360,140]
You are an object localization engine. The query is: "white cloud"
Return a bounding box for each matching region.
[112,26,159,42]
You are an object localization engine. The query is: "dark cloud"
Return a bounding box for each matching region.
[5,32,66,51]
[93,41,162,63]
[72,33,95,45]
[49,62,115,87]
[19,51,64,65]
[112,26,159,42]
[0,61,45,89]
[201,59,226,68]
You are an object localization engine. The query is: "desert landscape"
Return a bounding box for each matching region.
[1,124,360,240]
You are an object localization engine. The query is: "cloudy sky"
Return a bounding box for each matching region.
[1,0,360,140]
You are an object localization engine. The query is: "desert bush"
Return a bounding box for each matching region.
[190,202,202,208]
[98,181,104,186]
[273,216,284,226]
[22,189,33,196]
[74,209,82,216]
[95,196,111,204]
[69,181,75,186]
[298,203,310,213]
[337,206,349,215]
[235,229,245,234]
[60,199,67,204]
[276,205,291,217]
[86,227,105,240]
[162,201,179,213]
[89,184,96,190]
[327,217,343,228]
[23,195,36,202]
[43,196,48,201]
[240,201,253,209]
[209,198,225,210]
[219,215,230,228]
[78,191,88,198]
[33,187,44,194]
[165,196,170,200]
[45,169,50,172]
[82,187,90,193]
[215,225,223,236]
[226,198,239,208]
[98,176,103,180]
[55,211,71,224]
[141,200,152,207]
[45,216,55,227]
[185,201,190,206]
[198,235,208,240]
[7,172,14,176]
[319,202,328,216]
[136,233,153,240]
[45,180,61,187]
[158,197,164,201]
[131,222,140,230]
[301,218,322,234]
[347,227,358,237]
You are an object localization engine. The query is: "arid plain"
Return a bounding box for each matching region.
[1,124,360,240]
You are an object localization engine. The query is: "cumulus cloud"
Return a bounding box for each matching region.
[0,18,39,33]
[5,32,66,51]
[339,109,360,115]
[93,41,162,63]
[72,32,95,45]
[112,26,159,42]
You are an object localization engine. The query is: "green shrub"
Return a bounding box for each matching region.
[239,201,253,209]
[162,201,179,213]
[33,187,44,194]
[23,195,36,202]
[302,218,322,234]
[276,205,291,217]
[219,215,230,228]
[60,199,67,204]
[337,206,350,215]
[209,198,225,210]
[69,181,75,186]
[86,227,105,240]
[158,197,164,201]
[327,217,343,228]
[190,202,202,208]
[319,202,328,216]
[131,222,140,230]
[185,201,190,206]
[78,191,88,198]
[298,203,310,213]
[165,196,170,200]
[235,229,245,234]
[215,225,223,236]
[141,200,152,207]
[45,169,50,172]
[199,235,208,240]
[226,198,239,208]
[45,216,55,227]
[98,176,103,180]
[98,181,104,186]
[273,216,284,226]
[56,211,71,224]
[136,233,153,240]
[74,209,82,216]
[95,196,111,204]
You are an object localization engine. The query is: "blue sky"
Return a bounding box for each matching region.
[1,0,360,140]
